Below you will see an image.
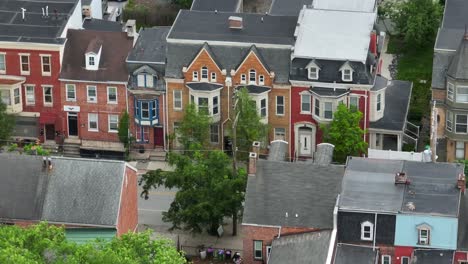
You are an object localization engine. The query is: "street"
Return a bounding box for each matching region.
[138,183,176,230]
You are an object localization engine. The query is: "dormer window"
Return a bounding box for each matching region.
[309,67,319,80]
[89,56,95,66]
[360,221,374,241]
[137,73,155,88]
[417,224,431,245]
[249,69,256,84]
[201,67,208,81]
[342,69,352,81]
[193,71,199,81]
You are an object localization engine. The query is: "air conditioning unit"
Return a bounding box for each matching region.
[419,237,428,245]
[89,97,96,102]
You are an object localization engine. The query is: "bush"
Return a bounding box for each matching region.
[7,143,18,152]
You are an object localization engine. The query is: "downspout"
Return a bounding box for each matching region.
[164,79,169,151]
[372,213,377,251]
[125,83,130,148]
[162,92,167,151]
[221,77,232,151]
[325,194,340,264]
[277,226,282,239]
[364,91,368,143]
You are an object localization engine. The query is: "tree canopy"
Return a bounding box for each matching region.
[118,111,130,149]
[0,101,14,146]
[176,103,211,151]
[321,103,367,163]
[0,222,186,264]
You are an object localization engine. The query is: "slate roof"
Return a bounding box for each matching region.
[431,51,453,89]
[236,85,271,94]
[334,244,377,264]
[60,29,133,82]
[0,0,78,44]
[243,159,344,228]
[82,18,123,32]
[166,43,292,83]
[186,82,223,91]
[310,87,348,98]
[0,154,127,227]
[127,27,170,64]
[313,0,377,13]
[372,75,388,91]
[412,249,454,264]
[167,10,297,45]
[370,80,412,132]
[190,0,242,12]
[269,0,311,16]
[268,231,331,264]
[447,36,468,80]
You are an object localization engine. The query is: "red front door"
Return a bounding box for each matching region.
[154,127,164,146]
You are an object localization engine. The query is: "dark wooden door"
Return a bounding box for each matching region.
[154,127,164,146]
[68,113,78,136]
[45,124,55,140]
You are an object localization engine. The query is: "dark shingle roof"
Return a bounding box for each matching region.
[370,80,412,132]
[127,27,170,64]
[432,51,453,89]
[186,82,223,91]
[334,244,377,264]
[413,250,454,264]
[0,0,78,44]
[82,18,123,32]
[236,85,271,94]
[268,231,331,264]
[447,37,468,80]
[269,0,311,16]
[168,10,297,45]
[243,160,344,228]
[191,0,242,12]
[372,75,388,91]
[310,87,348,97]
[457,195,468,250]
[60,29,133,82]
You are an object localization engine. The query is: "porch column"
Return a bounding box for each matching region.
[397,134,402,151]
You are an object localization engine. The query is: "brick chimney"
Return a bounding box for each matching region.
[228,16,243,29]
[248,152,257,176]
[458,174,466,194]
[252,141,261,156]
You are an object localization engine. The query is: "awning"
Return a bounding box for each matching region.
[13,116,39,139]
[39,112,57,124]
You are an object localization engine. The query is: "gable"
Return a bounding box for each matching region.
[186,47,222,73]
[133,65,158,76]
[235,49,270,75]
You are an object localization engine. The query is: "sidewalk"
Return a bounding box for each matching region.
[380,35,394,80]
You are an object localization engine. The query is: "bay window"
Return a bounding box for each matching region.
[198,97,209,114]
[14,88,20,104]
[212,96,219,115]
[447,82,454,101]
[457,86,468,103]
[446,111,453,132]
[1,90,10,105]
[189,90,222,120]
[134,99,159,125]
[313,97,345,121]
[456,114,468,133]
[141,101,150,118]
[260,98,267,118]
[324,102,333,119]
[314,98,320,116]
[137,73,155,88]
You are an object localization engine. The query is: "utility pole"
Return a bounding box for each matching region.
[430,100,438,162]
[231,92,240,236]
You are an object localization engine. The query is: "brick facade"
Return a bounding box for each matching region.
[117,165,138,236]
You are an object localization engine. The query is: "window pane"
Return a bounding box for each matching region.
[401,257,409,264]
[201,67,208,79]
[456,115,468,133]
[212,96,219,115]
[141,102,149,118]
[198,97,209,114]
[108,87,117,102]
[89,113,98,130]
[26,86,35,104]
[276,96,284,115]
[44,87,52,103]
[42,56,51,73]
[0,54,5,71]
[457,87,468,103]
[324,102,333,119]
[1,90,10,105]
[249,70,256,83]
[21,55,29,71]
[174,90,182,109]
[254,240,263,259]
[456,141,465,159]
[275,128,286,140]
[314,98,320,116]
[260,99,266,117]
[301,94,311,112]
[210,124,219,143]
[14,88,20,104]
[109,115,118,131]
[67,85,75,100]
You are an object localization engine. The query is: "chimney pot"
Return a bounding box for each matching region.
[125,19,137,38]
[248,152,257,175]
[228,16,243,29]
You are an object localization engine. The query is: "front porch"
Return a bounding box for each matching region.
[368,121,419,151]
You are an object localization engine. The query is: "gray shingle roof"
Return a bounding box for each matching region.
[413,250,454,264]
[166,43,291,83]
[236,85,271,94]
[447,37,468,80]
[127,27,170,64]
[82,18,123,32]
[268,231,331,264]
[243,160,344,228]
[191,0,242,12]
[168,10,297,45]
[310,87,348,97]
[370,80,412,132]
[431,51,453,89]
[186,82,223,91]
[334,244,377,264]
[269,0,311,16]
[372,75,388,91]
[0,0,77,44]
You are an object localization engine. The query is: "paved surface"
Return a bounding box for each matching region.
[380,35,393,80]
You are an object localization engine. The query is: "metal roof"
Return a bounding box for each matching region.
[413,249,454,264]
[334,244,377,264]
[269,0,311,16]
[293,8,376,62]
[191,0,242,12]
[313,0,377,13]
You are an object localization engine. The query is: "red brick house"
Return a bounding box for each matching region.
[58,23,135,158]
[0,154,138,242]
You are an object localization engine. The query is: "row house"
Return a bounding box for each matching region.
[58,25,134,158]
[165,10,296,152]
[432,0,468,162]
[0,0,82,144]
[126,27,170,149]
[290,6,414,160]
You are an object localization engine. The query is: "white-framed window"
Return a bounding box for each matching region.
[314,98,320,116]
[141,101,150,119]
[107,86,117,104]
[309,67,319,80]
[456,114,468,133]
[87,86,97,103]
[211,72,217,82]
[259,75,265,85]
[0,53,5,73]
[260,98,267,118]
[88,113,98,131]
[382,255,391,264]
[66,84,76,101]
[13,88,20,104]
[43,86,53,106]
[342,69,352,82]
[173,90,182,110]
[447,111,453,132]
[241,74,246,84]
[210,124,219,143]
[254,240,263,260]
[20,54,30,74]
[0,90,10,105]
[301,94,311,113]
[418,228,430,245]
[108,114,119,132]
[377,94,382,112]
[324,102,333,119]
[456,141,465,160]
[360,221,374,241]
[25,85,35,105]
[401,257,410,264]
[89,56,95,66]
[212,96,219,115]
[41,55,51,76]
[457,86,468,103]
[192,71,198,81]
[136,125,150,143]
[274,128,286,140]
[447,82,454,101]
[276,96,284,115]
[349,96,359,109]
[137,73,154,88]
[198,97,209,114]
[201,66,208,80]
[249,69,256,84]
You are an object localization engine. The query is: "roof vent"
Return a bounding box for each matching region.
[228,16,243,29]
[395,172,410,185]
[406,202,416,211]
[21,8,27,20]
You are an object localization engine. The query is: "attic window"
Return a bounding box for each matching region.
[360,221,373,241]
[89,56,95,66]
[201,66,208,80]
[417,224,431,245]
[193,71,199,81]
[308,67,319,80]
[342,69,352,82]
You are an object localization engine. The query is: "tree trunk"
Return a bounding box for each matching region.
[232,213,237,236]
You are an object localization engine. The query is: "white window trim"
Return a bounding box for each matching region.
[313,97,345,121]
[66,84,76,102]
[377,94,382,112]
[456,114,468,134]
[24,84,35,105]
[260,98,267,118]
[446,111,453,132]
[201,66,209,81]
[190,90,221,117]
[88,113,99,132]
[401,256,410,264]
[360,221,374,241]
[259,75,265,85]
[87,85,97,103]
[40,54,52,76]
[456,85,468,103]
[19,54,30,75]
[108,114,119,133]
[276,95,285,116]
[308,67,319,80]
[0,52,6,74]
[447,82,454,101]
[417,224,431,245]
[254,240,263,260]
[240,74,246,84]
[13,88,20,105]
[173,90,182,110]
[211,72,217,82]
[349,96,359,109]
[249,69,257,84]
[42,85,53,106]
[381,255,391,264]
[274,127,286,140]
[192,71,199,81]
[107,86,118,104]
[342,68,353,82]
[456,141,465,160]
[300,93,311,114]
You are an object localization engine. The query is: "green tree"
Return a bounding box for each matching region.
[172,0,193,9]
[118,111,130,149]
[0,222,186,264]
[177,103,211,151]
[139,150,247,236]
[0,101,14,146]
[380,0,443,47]
[321,103,367,163]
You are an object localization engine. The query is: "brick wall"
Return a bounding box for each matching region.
[117,164,138,236]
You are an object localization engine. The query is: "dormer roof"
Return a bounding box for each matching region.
[305,59,321,70]
[85,37,103,54]
[447,35,468,80]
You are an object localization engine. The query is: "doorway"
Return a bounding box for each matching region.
[45,124,55,141]
[68,112,78,137]
[297,125,315,157]
[154,127,164,147]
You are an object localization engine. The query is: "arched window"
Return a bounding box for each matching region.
[249,69,256,84]
[361,221,374,241]
[201,66,208,80]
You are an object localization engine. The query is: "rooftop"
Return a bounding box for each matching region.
[127,27,170,64]
[190,0,242,12]
[313,0,377,13]
[168,10,297,45]
[243,159,344,228]
[82,18,123,32]
[293,8,376,62]
[269,0,311,16]
[334,244,377,264]
[412,249,454,264]
[0,0,78,44]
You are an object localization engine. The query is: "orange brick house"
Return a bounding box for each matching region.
[164,10,295,153]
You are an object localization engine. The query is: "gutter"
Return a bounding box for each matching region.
[325,194,340,264]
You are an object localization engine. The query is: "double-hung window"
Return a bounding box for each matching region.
[136,125,150,143]
[88,113,98,131]
[198,97,209,114]
[201,67,208,80]
[254,240,263,260]
[457,86,468,103]
[301,94,311,113]
[0,90,10,105]
[382,255,391,264]
[240,74,246,84]
[446,111,453,132]
[43,86,53,106]
[324,102,333,119]
[349,96,358,110]
[377,94,382,112]
[108,114,119,132]
[260,98,267,118]
[401,257,410,264]
[418,228,430,245]
[360,221,373,241]
[192,71,198,81]
[25,85,35,105]
[276,96,284,115]
[0,53,5,73]
[211,72,217,82]
[87,86,97,103]
[447,82,454,101]
[342,69,352,81]
[456,141,465,160]
[14,88,20,104]
[249,69,256,84]
[274,128,286,141]
[141,101,150,119]
[137,74,154,88]
[314,98,320,116]
[41,55,51,76]
[20,54,30,74]
[259,75,265,85]
[107,87,117,104]
[309,67,318,80]
[173,90,182,110]
[210,124,219,143]
[212,96,219,115]
[66,84,76,101]
[456,114,468,133]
